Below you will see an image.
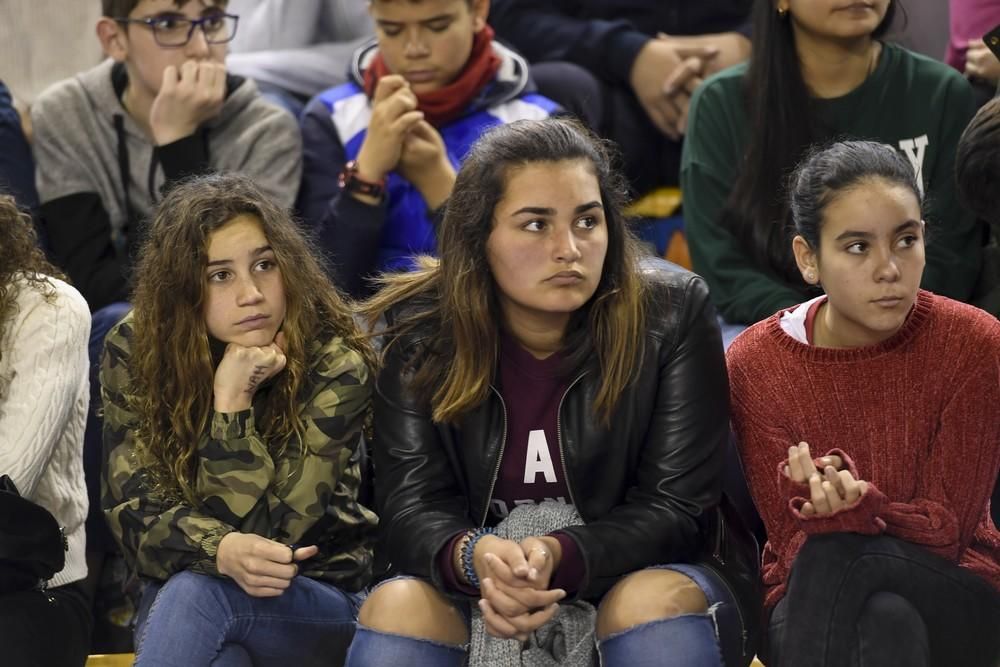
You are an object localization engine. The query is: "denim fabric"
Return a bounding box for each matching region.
[0,81,39,212]
[597,563,743,667]
[344,576,468,667]
[346,626,467,667]
[346,563,745,667]
[133,571,361,667]
[766,533,1000,667]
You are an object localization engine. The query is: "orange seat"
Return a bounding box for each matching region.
[86,654,134,667]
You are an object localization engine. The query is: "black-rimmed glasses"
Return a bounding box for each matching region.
[115,13,239,48]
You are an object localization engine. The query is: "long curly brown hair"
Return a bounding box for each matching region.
[128,174,375,503]
[0,196,67,375]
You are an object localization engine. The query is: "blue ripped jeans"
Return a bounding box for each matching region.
[133,571,362,667]
[345,563,744,667]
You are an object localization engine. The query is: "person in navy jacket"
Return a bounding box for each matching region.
[297,0,559,299]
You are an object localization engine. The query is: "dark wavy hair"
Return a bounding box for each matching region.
[0,196,67,378]
[363,117,648,425]
[128,174,375,503]
[789,140,922,250]
[956,97,1000,226]
[721,0,902,281]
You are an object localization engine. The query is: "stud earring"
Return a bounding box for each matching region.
[805,269,816,282]
[777,6,789,18]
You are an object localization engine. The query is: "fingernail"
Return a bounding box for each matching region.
[478,599,487,611]
[528,568,538,579]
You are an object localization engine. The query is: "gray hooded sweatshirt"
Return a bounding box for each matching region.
[31,59,302,311]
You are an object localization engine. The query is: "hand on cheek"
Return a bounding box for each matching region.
[149,61,228,145]
[213,331,287,412]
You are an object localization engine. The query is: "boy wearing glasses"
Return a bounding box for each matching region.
[29,4,303,652]
[30,0,302,314]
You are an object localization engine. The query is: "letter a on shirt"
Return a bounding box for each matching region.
[524,429,557,484]
[898,135,929,196]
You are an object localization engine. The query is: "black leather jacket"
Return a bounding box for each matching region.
[372,266,762,660]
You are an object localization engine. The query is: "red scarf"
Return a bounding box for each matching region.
[363,25,502,128]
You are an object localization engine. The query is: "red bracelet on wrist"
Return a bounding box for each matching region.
[338,160,386,201]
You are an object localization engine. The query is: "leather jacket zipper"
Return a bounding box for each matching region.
[480,371,584,524]
[555,373,587,514]
[713,507,725,566]
[479,385,509,526]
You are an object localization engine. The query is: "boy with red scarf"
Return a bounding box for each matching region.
[297,0,560,298]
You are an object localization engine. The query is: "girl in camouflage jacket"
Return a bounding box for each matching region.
[100,174,378,666]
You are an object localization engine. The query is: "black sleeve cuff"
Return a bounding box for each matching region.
[155,131,212,189]
[606,30,653,85]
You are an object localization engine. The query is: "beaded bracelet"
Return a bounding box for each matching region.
[461,527,495,590]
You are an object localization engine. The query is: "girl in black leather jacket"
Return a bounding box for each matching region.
[347,117,762,666]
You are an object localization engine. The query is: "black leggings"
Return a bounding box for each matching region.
[0,580,92,666]
[765,533,1000,667]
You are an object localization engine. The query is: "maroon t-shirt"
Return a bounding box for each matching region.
[437,332,585,594]
[490,331,572,519]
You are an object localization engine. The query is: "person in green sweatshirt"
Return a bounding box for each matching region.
[681,0,980,328]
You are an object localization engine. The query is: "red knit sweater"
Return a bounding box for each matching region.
[727,291,1000,610]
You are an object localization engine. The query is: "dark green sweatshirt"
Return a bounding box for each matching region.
[681,42,979,325]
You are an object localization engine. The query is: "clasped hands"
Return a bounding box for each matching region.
[784,442,869,516]
[354,75,455,209]
[466,534,567,641]
[630,37,716,141]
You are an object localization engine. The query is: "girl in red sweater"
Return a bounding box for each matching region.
[727,140,1000,667]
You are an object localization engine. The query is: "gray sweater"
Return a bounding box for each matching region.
[31,59,302,310]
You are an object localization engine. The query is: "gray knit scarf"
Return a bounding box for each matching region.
[468,502,597,667]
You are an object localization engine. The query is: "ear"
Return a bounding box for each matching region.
[97,17,129,62]
[472,0,490,32]
[792,234,820,285]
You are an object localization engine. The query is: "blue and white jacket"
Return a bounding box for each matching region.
[297,38,560,298]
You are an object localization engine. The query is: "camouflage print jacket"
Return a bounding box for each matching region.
[101,313,378,592]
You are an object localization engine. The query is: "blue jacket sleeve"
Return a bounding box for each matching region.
[489,1,753,86]
[297,95,388,299]
[0,81,39,211]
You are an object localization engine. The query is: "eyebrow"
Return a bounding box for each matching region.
[148,6,223,17]
[205,245,273,268]
[833,219,921,242]
[376,13,455,28]
[510,201,603,217]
